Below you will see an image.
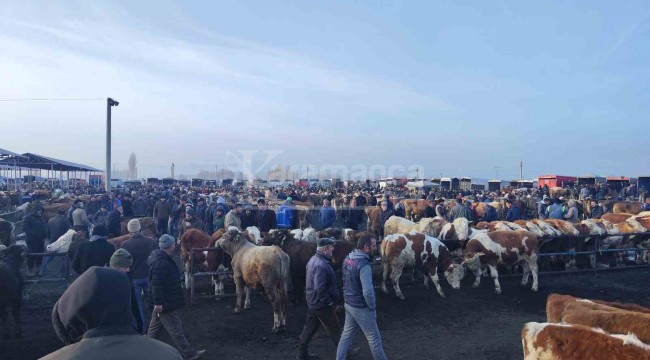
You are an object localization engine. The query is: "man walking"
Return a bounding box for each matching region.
[297,238,344,360]
[122,219,158,334]
[148,234,205,360]
[23,204,47,276]
[336,234,387,360]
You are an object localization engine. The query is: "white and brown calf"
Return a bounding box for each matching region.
[463,230,539,294]
[381,231,464,299]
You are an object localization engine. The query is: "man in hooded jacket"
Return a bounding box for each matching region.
[41,266,181,360]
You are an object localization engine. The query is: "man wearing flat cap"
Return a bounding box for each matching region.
[297,238,355,359]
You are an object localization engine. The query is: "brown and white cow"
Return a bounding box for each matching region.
[513,220,545,237]
[546,293,650,323]
[216,228,290,333]
[380,232,464,299]
[543,219,580,236]
[531,219,563,237]
[601,213,634,224]
[462,230,539,294]
[553,300,650,344]
[522,322,650,360]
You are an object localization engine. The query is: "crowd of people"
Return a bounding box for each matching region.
[5,179,650,359]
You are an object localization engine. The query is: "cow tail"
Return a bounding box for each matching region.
[277,251,289,302]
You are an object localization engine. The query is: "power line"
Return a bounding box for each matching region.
[0,98,104,102]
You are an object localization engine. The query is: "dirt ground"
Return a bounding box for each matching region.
[2,260,650,360]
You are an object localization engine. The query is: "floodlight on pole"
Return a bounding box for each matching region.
[106,97,119,193]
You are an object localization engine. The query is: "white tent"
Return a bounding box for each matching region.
[406,180,438,188]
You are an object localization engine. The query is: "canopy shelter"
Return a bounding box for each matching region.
[0,153,102,190]
[0,147,25,159]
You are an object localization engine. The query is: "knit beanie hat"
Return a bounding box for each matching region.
[110,249,133,268]
[127,219,141,233]
[159,234,175,249]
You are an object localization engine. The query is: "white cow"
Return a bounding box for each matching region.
[46,229,76,253]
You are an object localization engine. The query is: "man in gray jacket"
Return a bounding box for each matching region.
[337,234,387,360]
[72,201,93,234]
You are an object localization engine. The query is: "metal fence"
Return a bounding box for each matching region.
[189,247,233,305]
[22,252,72,310]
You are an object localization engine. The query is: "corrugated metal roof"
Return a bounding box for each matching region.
[0,152,101,172]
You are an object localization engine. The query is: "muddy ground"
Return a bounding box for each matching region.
[2,259,649,360]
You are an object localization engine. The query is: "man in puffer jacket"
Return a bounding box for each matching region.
[147,235,205,360]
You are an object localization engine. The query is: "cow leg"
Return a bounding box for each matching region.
[244,286,251,309]
[265,286,282,333]
[487,264,502,294]
[529,254,539,292]
[428,272,445,298]
[469,264,482,288]
[381,260,390,294]
[423,272,430,290]
[233,276,244,314]
[390,266,405,300]
[183,261,191,290]
[520,261,530,287]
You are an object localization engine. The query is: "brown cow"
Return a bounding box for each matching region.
[546,293,650,323]
[216,228,289,333]
[522,322,650,360]
[601,213,634,224]
[613,201,643,215]
[463,230,539,294]
[380,232,463,299]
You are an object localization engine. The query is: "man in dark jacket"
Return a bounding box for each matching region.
[153,197,172,235]
[255,199,277,233]
[133,196,148,217]
[148,235,205,360]
[240,205,256,229]
[106,206,123,238]
[505,199,521,222]
[180,209,204,236]
[482,204,499,222]
[297,238,350,360]
[41,266,181,360]
[40,207,71,277]
[343,198,364,230]
[23,205,47,276]
[109,248,144,335]
[319,199,336,230]
[72,225,115,275]
[589,199,605,219]
[93,205,109,226]
[121,219,158,334]
[378,200,394,240]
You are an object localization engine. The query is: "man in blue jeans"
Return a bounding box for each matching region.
[121,219,158,334]
[336,234,387,360]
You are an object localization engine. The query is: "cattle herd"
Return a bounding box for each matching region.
[1,184,650,358]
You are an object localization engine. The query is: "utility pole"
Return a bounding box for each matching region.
[171,163,175,179]
[520,161,523,180]
[215,165,218,182]
[416,166,420,180]
[106,97,119,193]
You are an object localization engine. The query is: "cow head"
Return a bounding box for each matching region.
[262,229,294,247]
[625,218,647,233]
[443,262,465,289]
[494,222,514,232]
[452,218,470,241]
[524,222,545,237]
[581,220,606,236]
[216,228,246,256]
[47,229,76,253]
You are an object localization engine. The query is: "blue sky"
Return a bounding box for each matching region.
[0,1,648,180]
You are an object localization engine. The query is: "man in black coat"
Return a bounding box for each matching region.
[147,235,205,360]
[255,199,277,233]
[23,205,47,276]
[343,198,364,230]
[71,225,115,275]
[106,206,123,238]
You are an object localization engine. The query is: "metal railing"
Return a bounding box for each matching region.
[188,247,233,305]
